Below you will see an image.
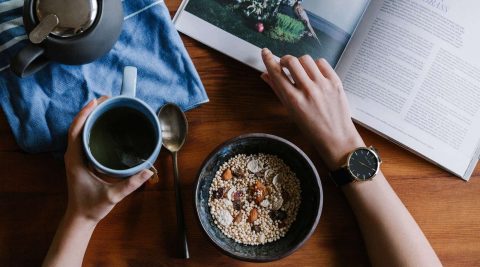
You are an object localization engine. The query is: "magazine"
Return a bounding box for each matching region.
[174,0,480,180]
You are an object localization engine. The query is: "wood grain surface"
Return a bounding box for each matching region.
[0,1,479,266]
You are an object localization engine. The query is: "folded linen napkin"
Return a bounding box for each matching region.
[0,0,208,153]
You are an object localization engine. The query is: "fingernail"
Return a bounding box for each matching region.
[262,48,270,56]
[86,98,97,108]
[141,169,154,179]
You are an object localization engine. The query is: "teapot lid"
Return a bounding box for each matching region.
[35,0,98,38]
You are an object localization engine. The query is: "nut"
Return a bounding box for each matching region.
[222,168,233,180]
[248,208,258,223]
[255,190,265,204]
[254,181,267,204]
[234,213,243,224]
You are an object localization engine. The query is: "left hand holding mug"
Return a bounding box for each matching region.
[64,96,153,224]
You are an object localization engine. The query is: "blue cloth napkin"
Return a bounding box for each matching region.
[0,0,208,153]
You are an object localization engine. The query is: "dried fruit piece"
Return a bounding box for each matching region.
[222,168,233,180]
[218,209,233,226]
[272,174,283,189]
[233,191,243,201]
[255,191,265,204]
[247,159,261,173]
[226,187,236,201]
[260,199,270,208]
[255,180,266,191]
[264,169,275,180]
[271,196,283,210]
[233,168,246,178]
[233,200,242,211]
[248,208,258,223]
[254,181,268,204]
[213,187,225,199]
[269,210,287,221]
[251,225,261,233]
[234,213,243,224]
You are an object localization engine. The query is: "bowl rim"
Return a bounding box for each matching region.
[193,133,323,262]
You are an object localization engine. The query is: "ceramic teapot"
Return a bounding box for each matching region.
[10,0,123,77]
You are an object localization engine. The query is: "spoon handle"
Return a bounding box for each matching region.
[172,151,190,259]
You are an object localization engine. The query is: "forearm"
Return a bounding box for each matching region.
[43,211,97,267]
[342,172,442,267]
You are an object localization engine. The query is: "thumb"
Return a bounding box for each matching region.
[111,169,153,201]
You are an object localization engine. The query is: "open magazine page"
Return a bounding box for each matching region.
[174,0,369,71]
[335,0,480,179]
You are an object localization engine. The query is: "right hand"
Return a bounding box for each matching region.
[261,48,365,170]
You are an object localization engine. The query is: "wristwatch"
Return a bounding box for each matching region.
[329,146,382,186]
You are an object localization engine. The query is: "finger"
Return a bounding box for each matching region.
[68,98,98,144]
[261,48,296,86]
[298,55,325,82]
[110,169,153,201]
[261,48,299,98]
[261,72,284,101]
[260,72,274,88]
[97,95,109,104]
[315,58,342,86]
[280,55,312,88]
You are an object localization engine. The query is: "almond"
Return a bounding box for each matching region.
[222,168,233,180]
[248,208,258,223]
[254,181,267,204]
[255,190,265,204]
[234,213,243,224]
[255,180,266,191]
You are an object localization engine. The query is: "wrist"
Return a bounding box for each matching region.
[320,134,365,170]
[64,208,99,230]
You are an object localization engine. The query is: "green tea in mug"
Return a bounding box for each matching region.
[88,107,156,170]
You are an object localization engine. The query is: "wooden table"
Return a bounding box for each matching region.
[1,1,479,266]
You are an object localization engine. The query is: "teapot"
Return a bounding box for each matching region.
[10,0,123,77]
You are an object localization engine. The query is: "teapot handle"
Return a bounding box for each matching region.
[10,43,50,78]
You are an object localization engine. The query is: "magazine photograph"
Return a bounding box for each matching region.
[175,0,369,69]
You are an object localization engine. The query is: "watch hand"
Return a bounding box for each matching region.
[358,161,376,172]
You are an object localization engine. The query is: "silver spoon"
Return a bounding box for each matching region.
[158,103,189,259]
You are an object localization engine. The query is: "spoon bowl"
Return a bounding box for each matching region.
[158,104,188,152]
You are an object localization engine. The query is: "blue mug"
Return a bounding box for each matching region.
[82,66,162,178]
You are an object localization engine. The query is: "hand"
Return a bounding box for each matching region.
[64,96,153,224]
[261,48,364,170]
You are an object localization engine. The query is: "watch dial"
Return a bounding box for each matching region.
[348,148,379,181]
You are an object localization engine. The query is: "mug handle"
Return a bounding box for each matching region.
[10,43,50,77]
[121,66,137,98]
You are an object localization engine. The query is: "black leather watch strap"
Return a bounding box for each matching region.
[330,167,354,187]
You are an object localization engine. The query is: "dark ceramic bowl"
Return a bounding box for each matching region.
[194,133,323,262]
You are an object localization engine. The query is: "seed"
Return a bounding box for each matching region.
[208,154,301,246]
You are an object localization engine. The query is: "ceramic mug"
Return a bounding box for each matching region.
[82,66,162,178]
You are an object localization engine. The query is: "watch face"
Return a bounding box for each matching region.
[348,148,379,181]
